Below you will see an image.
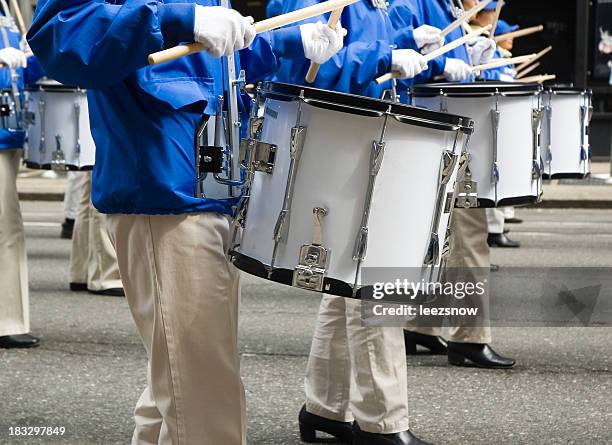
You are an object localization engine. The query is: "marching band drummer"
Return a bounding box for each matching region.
[268,1,436,444]
[391,0,516,369]
[0,10,40,349]
[28,1,345,443]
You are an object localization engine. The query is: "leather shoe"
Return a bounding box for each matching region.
[298,405,352,443]
[504,217,523,224]
[404,330,447,355]
[447,342,515,369]
[70,282,88,292]
[0,334,40,349]
[353,422,432,445]
[487,233,520,248]
[60,218,74,239]
[490,264,500,272]
[88,288,125,297]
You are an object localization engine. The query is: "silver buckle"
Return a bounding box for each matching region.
[293,207,330,292]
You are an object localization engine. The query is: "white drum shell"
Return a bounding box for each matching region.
[25,87,96,170]
[541,91,590,178]
[237,98,465,289]
[414,93,541,207]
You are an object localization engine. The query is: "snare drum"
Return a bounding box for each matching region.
[25,80,95,170]
[412,82,543,208]
[541,87,592,179]
[230,82,473,298]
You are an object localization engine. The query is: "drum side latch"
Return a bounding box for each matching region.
[51,134,67,171]
[455,152,478,208]
[242,138,277,174]
[293,207,330,292]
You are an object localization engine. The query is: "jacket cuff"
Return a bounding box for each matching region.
[380,46,394,77]
[269,26,304,59]
[158,3,196,47]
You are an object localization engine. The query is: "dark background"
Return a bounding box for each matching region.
[234,0,612,159]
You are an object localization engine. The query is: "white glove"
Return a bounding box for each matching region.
[0,47,27,69]
[194,6,256,58]
[443,58,472,81]
[391,49,428,80]
[413,25,444,54]
[468,37,496,66]
[499,73,515,82]
[300,21,347,65]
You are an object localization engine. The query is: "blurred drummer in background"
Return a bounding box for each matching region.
[0,9,40,350]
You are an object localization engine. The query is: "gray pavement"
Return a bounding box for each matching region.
[0,202,611,445]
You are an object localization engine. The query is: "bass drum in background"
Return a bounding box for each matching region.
[412,82,543,208]
[541,86,592,179]
[25,80,95,170]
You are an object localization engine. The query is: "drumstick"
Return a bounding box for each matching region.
[471,53,535,72]
[148,0,360,65]
[8,0,26,35]
[515,73,556,84]
[305,7,344,83]
[493,25,544,43]
[515,45,552,72]
[376,25,492,84]
[516,62,540,79]
[489,0,504,39]
[441,0,493,37]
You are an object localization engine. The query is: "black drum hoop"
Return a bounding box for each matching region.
[412,81,542,98]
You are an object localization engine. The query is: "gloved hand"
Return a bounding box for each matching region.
[391,49,428,80]
[443,58,472,81]
[499,73,515,82]
[194,6,256,57]
[300,21,347,65]
[413,24,444,54]
[0,47,27,69]
[468,37,496,66]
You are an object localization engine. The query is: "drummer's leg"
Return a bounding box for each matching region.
[345,299,409,434]
[304,295,353,422]
[69,171,91,288]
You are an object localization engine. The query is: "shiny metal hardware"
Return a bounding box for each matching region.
[51,134,66,171]
[531,108,544,180]
[293,207,330,292]
[0,92,11,128]
[439,91,448,113]
[273,125,307,246]
[38,98,46,153]
[74,102,81,160]
[455,152,478,208]
[579,104,588,165]
[490,108,500,186]
[544,105,552,176]
[241,137,277,174]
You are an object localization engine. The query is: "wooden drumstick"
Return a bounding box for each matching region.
[376,25,492,84]
[515,45,552,72]
[493,25,544,43]
[516,62,540,79]
[441,0,493,37]
[305,7,344,83]
[516,73,556,84]
[8,0,26,36]
[148,0,360,65]
[471,53,535,72]
[489,0,504,39]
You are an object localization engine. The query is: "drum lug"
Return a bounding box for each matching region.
[531,108,544,180]
[293,207,330,292]
[241,138,276,174]
[38,98,46,153]
[51,134,67,171]
[74,102,81,158]
[455,153,478,208]
[490,109,500,186]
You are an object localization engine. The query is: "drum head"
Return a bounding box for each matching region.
[262,82,473,133]
[412,81,541,97]
[546,84,591,95]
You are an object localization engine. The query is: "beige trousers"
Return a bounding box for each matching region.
[70,171,122,291]
[305,295,409,434]
[408,208,492,344]
[106,212,244,445]
[0,150,29,336]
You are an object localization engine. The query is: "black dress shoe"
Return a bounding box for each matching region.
[88,287,125,297]
[0,334,40,349]
[447,342,515,369]
[61,218,74,239]
[487,233,520,248]
[353,422,432,445]
[404,330,447,355]
[298,405,352,443]
[70,282,88,291]
[490,264,500,272]
[504,217,523,224]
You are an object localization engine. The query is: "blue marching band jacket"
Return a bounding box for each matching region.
[27,0,478,216]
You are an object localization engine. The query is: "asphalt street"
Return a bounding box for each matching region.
[0,202,611,445]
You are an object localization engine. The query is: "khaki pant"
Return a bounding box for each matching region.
[70,171,121,291]
[408,208,492,344]
[63,171,80,220]
[106,213,244,445]
[0,150,29,336]
[305,295,409,434]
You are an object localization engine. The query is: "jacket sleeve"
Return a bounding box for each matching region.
[27,0,195,89]
[388,0,419,51]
